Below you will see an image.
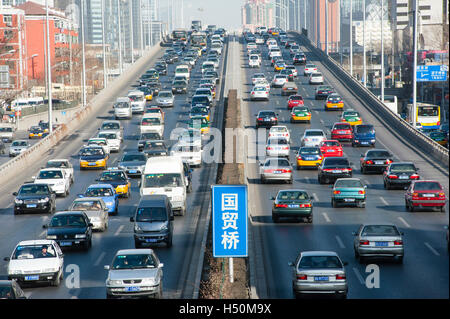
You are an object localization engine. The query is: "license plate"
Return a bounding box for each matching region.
[129,170,137,174]
[338,131,347,134]
[399,175,409,179]
[26,204,37,208]
[273,170,283,174]
[423,194,435,197]
[59,241,72,246]
[25,275,39,281]
[375,242,388,247]
[326,150,334,153]
[305,157,315,161]
[361,142,369,144]
[332,170,342,173]
[314,276,329,281]
[145,239,158,243]
[375,161,384,165]
[288,204,299,208]
[344,198,355,202]
[126,287,140,292]
[88,162,97,166]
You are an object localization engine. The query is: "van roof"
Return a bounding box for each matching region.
[144,156,183,174]
[138,194,169,207]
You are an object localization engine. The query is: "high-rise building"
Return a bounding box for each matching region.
[241,0,274,32]
[306,0,340,52]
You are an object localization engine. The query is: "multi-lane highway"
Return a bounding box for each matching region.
[0,38,228,299]
[238,34,449,299]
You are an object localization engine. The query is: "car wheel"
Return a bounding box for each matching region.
[440,206,445,213]
[307,215,313,224]
[106,293,115,299]
[332,199,337,208]
[358,201,366,208]
[287,178,293,184]
[51,269,62,286]
[114,204,119,215]
[166,235,173,248]
[361,166,366,174]
[261,177,266,184]
[125,189,131,198]
[187,183,193,193]
[272,215,279,223]
[134,240,142,249]
[318,176,323,184]
[154,284,163,299]
[354,249,359,259]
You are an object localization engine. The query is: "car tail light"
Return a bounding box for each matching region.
[257,118,263,121]
[366,160,374,165]
[388,175,398,179]
[300,204,312,208]
[297,155,302,160]
[251,92,255,95]
[412,192,419,199]
[359,240,370,245]
[297,274,307,280]
[333,190,341,194]
[386,159,393,164]
[394,240,403,246]
[343,168,352,172]
[336,274,346,280]
[266,147,273,150]
[437,121,440,126]
[410,174,420,179]
[275,204,288,208]
[282,169,292,173]
[438,192,446,198]
[282,147,289,150]
[283,87,287,91]
[323,168,335,172]
[358,190,365,195]
[264,169,273,173]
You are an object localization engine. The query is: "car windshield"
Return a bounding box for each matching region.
[85,187,113,197]
[361,225,400,236]
[122,154,146,162]
[259,112,276,117]
[99,171,127,181]
[12,244,56,260]
[111,254,156,270]
[413,182,442,191]
[298,256,342,269]
[328,95,341,101]
[0,127,13,132]
[264,159,290,167]
[390,164,416,172]
[114,102,129,109]
[142,118,161,125]
[334,179,363,188]
[18,184,49,195]
[173,81,186,86]
[49,215,87,227]
[277,191,309,200]
[102,123,120,130]
[38,170,63,179]
[158,92,172,98]
[192,96,209,104]
[128,95,143,101]
[144,141,166,149]
[143,173,183,188]
[334,124,351,130]
[89,139,106,146]
[98,133,117,140]
[323,141,340,147]
[46,160,69,168]
[12,141,27,147]
[300,147,320,155]
[366,150,390,158]
[80,148,104,156]
[135,207,167,222]
[141,133,161,140]
[324,158,349,167]
[191,107,208,114]
[305,131,324,137]
[71,200,102,211]
[344,111,359,117]
[355,125,374,133]
[290,96,303,101]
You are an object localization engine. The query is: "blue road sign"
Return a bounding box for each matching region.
[212,185,248,258]
[416,65,448,82]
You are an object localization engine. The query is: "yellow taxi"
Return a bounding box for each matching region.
[79,145,109,170]
[296,147,324,169]
[96,168,131,198]
[340,109,362,126]
[325,93,344,110]
[28,126,44,139]
[274,62,286,72]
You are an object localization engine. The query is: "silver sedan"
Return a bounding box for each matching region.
[266,137,290,158]
[353,224,404,264]
[250,86,270,101]
[289,251,348,299]
[259,157,293,184]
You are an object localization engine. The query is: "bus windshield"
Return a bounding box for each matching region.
[418,106,439,117]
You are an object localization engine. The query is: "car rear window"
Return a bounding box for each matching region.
[413,182,442,191]
[361,225,400,236]
[390,164,416,172]
[323,158,349,167]
[298,256,342,269]
[355,125,374,133]
[290,96,303,101]
[366,150,390,158]
[334,124,351,130]
[305,131,324,136]
[277,191,309,200]
[334,179,363,188]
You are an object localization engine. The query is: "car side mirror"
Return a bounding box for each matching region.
[77,194,84,198]
[88,223,93,227]
[104,265,110,270]
[342,261,349,266]
[271,196,275,200]
[104,208,109,212]
[364,185,367,189]
[170,215,174,221]
[4,257,10,261]
[12,192,18,196]
[416,168,420,171]
[288,262,294,267]
[42,224,48,229]
[130,217,135,222]
[352,231,357,236]
[159,263,164,268]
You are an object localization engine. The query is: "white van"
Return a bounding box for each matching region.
[140,113,164,136]
[113,97,132,120]
[11,99,29,110]
[175,65,190,80]
[269,47,282,58]
[128,91,146,114]
[141,156,187,215]
[27,97,44,106]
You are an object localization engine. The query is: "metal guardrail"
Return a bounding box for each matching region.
[291,31,449,167]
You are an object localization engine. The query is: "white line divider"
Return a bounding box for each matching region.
[379,196,389,206]
[94,252,106,267]
[352,267,365,285]
[335,235,346,249]
[398,217,411,228]
[424,242,440,256]
[114,225,124,236]
[322,212,331,223]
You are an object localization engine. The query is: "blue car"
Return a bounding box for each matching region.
[79,184,119,215]
[352,124,376,147]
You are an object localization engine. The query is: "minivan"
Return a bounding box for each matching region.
[128,90,146,114]
[113,97,132,120]
[352,124,376,147]
[140,156,187,216]
[130,195,174,248]
[140,113,164,136]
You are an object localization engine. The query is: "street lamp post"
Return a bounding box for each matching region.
[381,0,384,102]
[363,0,366,87]
[117,0,123,73]
[45,0,53,134]
[349,0,353,77]
[101,0,108,88]
[80,0,87,107]
[412,0,418,128]
[325,0,328,55]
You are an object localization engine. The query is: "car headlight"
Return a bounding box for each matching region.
[43,268,58,273]
[106,201,113,206]
[107,280,122,286]
[10,269,22,275]
[118,165,125,170]
[134,225,142,232]
[371,139,376,142]
[15,199,23,204]
[46,235,57,240]
[75,234,86,239]
[141,278,156,285]
[161,224,168,231]
[97,159,105,164]
[38,197,50,203]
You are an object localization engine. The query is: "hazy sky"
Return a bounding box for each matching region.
[182,0,243,31]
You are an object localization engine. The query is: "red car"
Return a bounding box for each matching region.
[287,95,304,109]
[319,140,343,157]
[405,180,446,212]
[331,122,353,141]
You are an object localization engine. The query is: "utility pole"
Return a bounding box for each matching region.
[325,0,328,55]
[363,0,366,87]
[81,0,86,107]
[130,0,134,64]
[117,0,123,73]
[412,0,418,127]
[349,0,353,76]
[101,0,108,88]
[381,0,385,102]
[139,0,144,54]
[45,0,53,133]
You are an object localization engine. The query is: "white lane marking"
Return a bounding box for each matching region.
[364,180,371,186]
[319,119,324,125]
[398,217,411,228]
[304,177,310,183]
[114,225,124,236]
[314,110,319,115]
[313,193,319,201]
[424,242,440,256]
[335,235,346,249]
[352,267,365,285]
[379,196,389,206]
[322,212,331,223]
[94,252,106,266]
[39,230,46,238]
[6,203,13,208]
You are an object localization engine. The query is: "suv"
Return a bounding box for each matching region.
[130,195,174,248]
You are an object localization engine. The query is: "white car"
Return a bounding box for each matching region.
[140,114,164,136]
[113,97,132,120]
[304,64,318,76]
[309,72,324,85]
[5,240,64,286]
[266,137,290,158]
[45,159,74,185]
[249,54,261,68]
[269,126,291,143]
[247,42,257,53]
[256,37,265,44]
[269,47,282,59]
[156,91,174,108]
[272,74,288,87]
[175,64,190,80]
[128,91,146,114]
[98,130,121,152]
[285,65,298,77]
[252,73,266,85]
[173,128,202,147]
[170,142,203,167]
[250,86,270,101]
[100,120,123,141]
[88,137,111,155]
[301,129,327,147]
[254,79,271,91]
[33,168,71,197]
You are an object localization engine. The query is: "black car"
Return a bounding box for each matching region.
[162,53,174,64]
[293,53,306,65]
[0,280,27,299]
[383,162,420,190]
[137,132,163,151]
[204,70,220,84]
[43,211,93,250]
[360,149,394,174]
[318,157,353,184]
[172,80,188,94]
[191,95,211,109]
[256,110,278,129]
[315,85,335,100]
[118,151,147,177]
[154,63,167,75]
[147,81,162,96]
[143,140,169,158]
[13,183,56,215]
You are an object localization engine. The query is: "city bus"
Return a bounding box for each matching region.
[191,20,202,31]
[408,103,441,130]
[172,29,188,45]
[191,31,207,51]
[378,95,399,116]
